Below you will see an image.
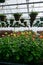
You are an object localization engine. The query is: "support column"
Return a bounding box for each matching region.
[26,0,30,27]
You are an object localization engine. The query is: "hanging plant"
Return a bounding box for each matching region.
[40,17,43,21]
[24,22,27,27]
[1,22,5,27]
[20,18,25,23]
[0,14,6,21]
[5,22,9,27]
[0,0,5,3]
[10,19,14,27]
[13,13,22,21]
[10,19,14,22]
[5,19,9,27]
[14,22,19,27]
[29,11,38,27]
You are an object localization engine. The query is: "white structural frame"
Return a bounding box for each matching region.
[0,27,43,32]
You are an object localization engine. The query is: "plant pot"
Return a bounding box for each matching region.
[5,22,9,27]
[29,12,38,27]
[0,14,6,21]
[13,13,22,21]
[20,18,24,23]
[14,22,19,27]
[10,19,14,22]
[10,19,14,27]
[24,22,27,27]
[0,0,5,3]
[1,22,5,27]
[40,17,43,21]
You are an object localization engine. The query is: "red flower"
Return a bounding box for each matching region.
[39,35,43,39]
[17,32,21,35]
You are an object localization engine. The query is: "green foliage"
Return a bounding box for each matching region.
[0,35,43,64]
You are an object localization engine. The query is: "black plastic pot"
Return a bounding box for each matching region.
[5,22,9,27]
[24,22,27,27]
[13,13,22,21]
[13,22,20,27]
[0,15,6,21]
[20,18,24,23]
[10,19,14,22]
[10,19,14,27]
[1,22,5,27]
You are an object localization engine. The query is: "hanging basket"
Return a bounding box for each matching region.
[13,13,22,21]
[29,11,38,27]
[10,19,14,22]
[20,18,24,23]
[0,0,5,3]
[0,14,6,21]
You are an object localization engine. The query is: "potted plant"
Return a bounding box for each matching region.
[0,14,6,21]
[29,11,38,27]
[4,19,9,27]
[5,22,9,27]
[40,17,43,21]
[13,13,22,21]
[0,0,5,3]
[1,22,5,27]
[24,21,27,27]
[20,18,25,23]
[14,22,19,27]
[10,19,14,27]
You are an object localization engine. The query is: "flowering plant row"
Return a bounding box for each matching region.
[0,31,43,64]
[0,30,43,39]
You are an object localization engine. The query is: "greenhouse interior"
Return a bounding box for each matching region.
[0,0,43,65]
